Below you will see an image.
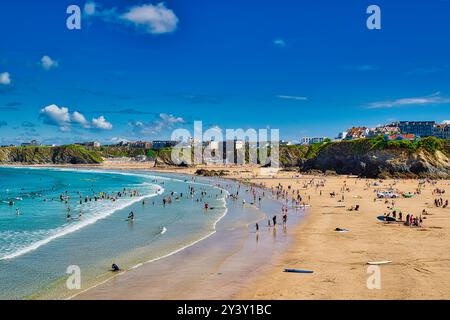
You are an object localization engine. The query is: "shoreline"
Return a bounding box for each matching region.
[3,163,450,299]
[70,167,305,300]
[73,180,301,300]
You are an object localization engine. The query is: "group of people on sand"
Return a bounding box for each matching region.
[435,197,448,208]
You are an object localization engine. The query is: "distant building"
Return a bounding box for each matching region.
[344,127,369,140]
[336,131,348,140]
[21,140,40,147]
[300,137,327,145]
[130,141,152,149]
[385,133,416,141]
[392,121,435,137]
[208,140,221,151]
[280,140,294,146]
[152,140,178,150]
[367,125,400,138]
[76,141,101,147]
[234,140,244,150]
[433,123,450,139]
[116,141,151,148]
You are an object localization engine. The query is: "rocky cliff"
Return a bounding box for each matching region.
[303,138,450,178]
[3,139,449,178]
[0,145,103,165]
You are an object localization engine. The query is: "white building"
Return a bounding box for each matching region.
[301,137,328,145]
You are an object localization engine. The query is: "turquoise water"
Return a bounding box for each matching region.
[0,167,227,299]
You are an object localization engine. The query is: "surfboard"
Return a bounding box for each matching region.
[284,269,314,274]
[377,216,396,222]
[402,193,414,198]
[294,204,311,208]
[367,261,392,265]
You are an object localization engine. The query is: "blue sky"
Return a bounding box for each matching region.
[0,0,450,145]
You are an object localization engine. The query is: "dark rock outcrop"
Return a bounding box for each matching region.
[194,169,228,177]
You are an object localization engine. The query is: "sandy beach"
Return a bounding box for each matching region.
[237,172,450,299]
[68,163,450,300]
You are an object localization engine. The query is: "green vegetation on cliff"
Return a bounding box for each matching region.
[330,136,448,155]
[0,145,103,164]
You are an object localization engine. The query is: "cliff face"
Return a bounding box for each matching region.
[303,140,450,178]
[0,146,103,165]
[280,146,308,167]
[154,148,177,167]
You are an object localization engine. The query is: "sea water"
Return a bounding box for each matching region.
[0,167,228,299]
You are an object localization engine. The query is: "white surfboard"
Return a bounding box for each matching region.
[367,261,392,265]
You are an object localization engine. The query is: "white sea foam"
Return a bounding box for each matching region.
[67,183,231,300]
[0,169,165,261]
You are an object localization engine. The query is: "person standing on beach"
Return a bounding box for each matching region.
[272,215,277,226]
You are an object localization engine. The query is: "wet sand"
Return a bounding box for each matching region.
[74,176,305,300]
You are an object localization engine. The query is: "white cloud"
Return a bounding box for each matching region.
[40,104,71,128]
[40,104,112,131]
[129,113,185,136]
[367,92,450,109]
[121,3,178,34]
[443,120,450,125]
[72,111,90,128]
[277,95,308,101]
[159,113,185,125]
[40,55,59,70]
[273,38,286,47]
[92,116,113,130]
[0,72,11,85]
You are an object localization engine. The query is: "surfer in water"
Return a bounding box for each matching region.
[16,208,20,216]
[127,211,135,221]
